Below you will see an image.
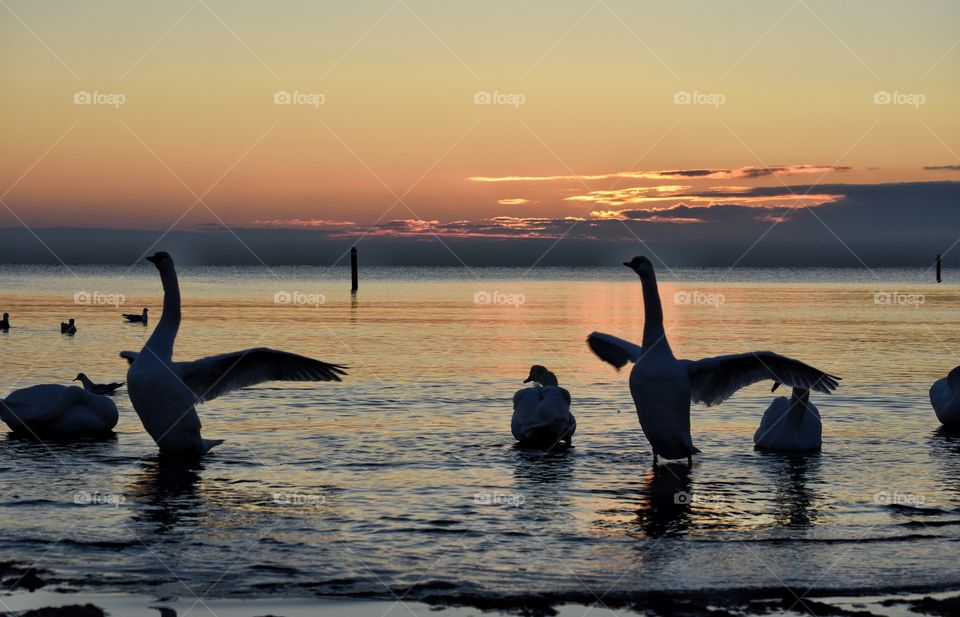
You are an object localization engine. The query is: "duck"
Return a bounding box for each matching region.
[60,318,76,335]
[0,384,118,437]
[123,308,149,324]
[587,256,839,466]
[930,366,960,426]
[0,313,9,331]
[512,365,576,449]
[754,384,822,451]
[73,373,125,396]
[122,251,348,457]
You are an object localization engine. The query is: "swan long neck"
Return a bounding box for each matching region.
[638,269,667,350]
[145,261,181,359]
[538,371,559,387]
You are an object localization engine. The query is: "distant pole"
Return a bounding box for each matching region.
[351,247,358,292]
[936,254,942,283]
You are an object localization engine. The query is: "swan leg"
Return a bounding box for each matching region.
[687,454,693,468]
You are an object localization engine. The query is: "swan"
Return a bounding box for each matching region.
[587,256,839,466]
[122,251,347,456]
[511,365,576,449]
[73,373,125,396]
[1,384,118,437]
[0,313,9,331]
[754,385,821,451]
[123,308,149,324]
[930,366,960,425]
[60,318,76,335]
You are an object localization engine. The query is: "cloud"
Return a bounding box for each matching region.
[924,165,960,171]
[468,165,850,183]
[497,198,532,205]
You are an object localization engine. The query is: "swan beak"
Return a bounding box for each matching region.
[145,254,160,264]
[622,261,631,267]
[523,376,533,383]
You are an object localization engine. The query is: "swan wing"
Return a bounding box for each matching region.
[178,348,347,403]
[685,352,839,407]
[120,351,139,365]
[586,332,643,370]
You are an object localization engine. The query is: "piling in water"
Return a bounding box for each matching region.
[937,254,942,283]
[351,247,358,292]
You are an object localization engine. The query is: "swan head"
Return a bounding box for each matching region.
[146,251,173,267]
[73,373,87,382]
[523,365,549,384]
[68,318,75,325]
[622,256,653,275]
[142,308,149,314]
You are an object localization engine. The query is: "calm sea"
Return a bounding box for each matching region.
[0,265,958,604]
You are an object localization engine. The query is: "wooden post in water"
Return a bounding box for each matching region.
[936,254,942,283]
[351,247,358,292]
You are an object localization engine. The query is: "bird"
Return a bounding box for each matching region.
[0,312,9,331]
[0,384,118,437]
[930,366,960,426]
[754,384,822,451]
[511,365,576,449]
[587,256,839,466]
[121,251,348,457]
[60,318,76,335]
[73,373,125,396]
[123,308,149,324]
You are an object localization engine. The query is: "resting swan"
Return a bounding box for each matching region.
[0,384,118,437]
[587,256,839,466]
[930,366,960,426]
[754,385,821,451]
[512,365,576,448]
[122,251,347,457]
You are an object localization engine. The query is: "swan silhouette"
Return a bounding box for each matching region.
[123,308,148,324]
[930,366,960,426]
[754,385,822,451]
[588,256,839,466]
[121,251,347,457]
[511,365,576,449]
[1,384,118,437]
[0,313,9,331]
[60,318,76,335]
[73,373,125,396]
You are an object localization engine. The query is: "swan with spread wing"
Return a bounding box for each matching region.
[122,251,347,456]
[587,256,839,466]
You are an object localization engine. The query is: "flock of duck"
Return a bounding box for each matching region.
[0,252,958,465]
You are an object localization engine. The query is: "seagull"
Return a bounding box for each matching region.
[587,256,839,466]
[0,313,9,331]
[121,251,347,457]
[123,308,149,324]
[511,365,576,449]
[60,318,76,335]
[1,384,118,437]
[754,384,822,451]
[73,373,125,396]
[930,366,960,426]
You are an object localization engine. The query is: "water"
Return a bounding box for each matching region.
[1,265,959,604]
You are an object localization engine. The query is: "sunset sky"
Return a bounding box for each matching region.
[1,0,958,264]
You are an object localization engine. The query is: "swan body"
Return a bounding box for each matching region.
[74,373,125,396]
[930,367,960,425]
[0,312,9,331]
[754,387,821,451]
[0,384,118,436]
[123,251,347,456]
[60,319,76,335]
[511,365,576,448]
[588,256,839,465]
[123,308,148,324]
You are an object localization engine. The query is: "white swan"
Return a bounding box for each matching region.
[930,366,960,425]
[123,308,148,324]
[73,373,125,396]
[512,365,576,449]
[121,251,347,457]
[754,386,822,451]
[1,384,118,437]
[588,256,839,465]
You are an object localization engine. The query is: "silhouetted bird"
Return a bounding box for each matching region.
[74,372,125,395]
[0,312,9,331]
[60,318,76,335]
[123,307,148,324]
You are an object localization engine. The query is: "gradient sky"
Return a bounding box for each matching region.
[1,0,958,260]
